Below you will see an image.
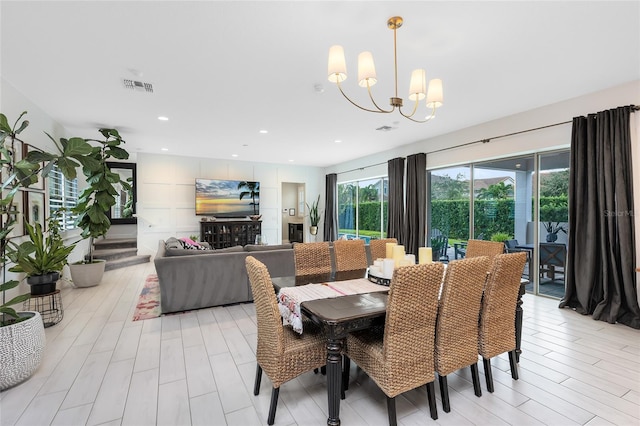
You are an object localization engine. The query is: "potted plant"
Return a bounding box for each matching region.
[543,222,567,242]
[7,211,76,295]
[63,128,129,287]
[0,112,46,390]
[306,195,321,236]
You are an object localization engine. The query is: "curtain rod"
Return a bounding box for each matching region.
[336,105,638,175]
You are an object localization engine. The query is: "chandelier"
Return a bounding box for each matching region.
[327,16,443,123]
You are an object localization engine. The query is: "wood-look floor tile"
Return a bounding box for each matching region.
[190,392,226,426]
[122,368,159,426]
[157,379,191,426]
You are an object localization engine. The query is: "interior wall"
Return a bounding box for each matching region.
[136,153,325,256]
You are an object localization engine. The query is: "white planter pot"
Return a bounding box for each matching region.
[69,260,106,288]
[0,311,46,391]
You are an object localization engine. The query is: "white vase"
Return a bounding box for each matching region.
[0,311,46,391]
[310,226,318,236]
[69,260,106,287]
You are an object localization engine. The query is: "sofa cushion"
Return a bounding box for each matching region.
[166,247,210,256]
[245,243,293,252]
[165,237,183,250]
[215,246,245,253]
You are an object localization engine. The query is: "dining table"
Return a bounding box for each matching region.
[271,272,528,426]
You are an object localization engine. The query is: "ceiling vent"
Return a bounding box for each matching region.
[376,125,396,132]
[122,79,154,93]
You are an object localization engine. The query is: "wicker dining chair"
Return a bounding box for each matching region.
[293,241,332,284]
[344,263,445,424]
[465,239,505,270]
[245,256,327,425]
[369,238,398,261]
[333,239,368,280]
[479,252,527,392]
[434,255,490,413]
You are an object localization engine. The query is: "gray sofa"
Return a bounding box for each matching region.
[154,238,375,314]
[154,239,296,314]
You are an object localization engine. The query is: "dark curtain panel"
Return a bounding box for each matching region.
[404,153,426,256]
[323,173,338,242]
[387,157,405,244]
[560,105,640,329]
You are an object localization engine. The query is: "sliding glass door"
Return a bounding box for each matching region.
[427,149,570,299]
[428,166,470,260]
[537,151,569,298]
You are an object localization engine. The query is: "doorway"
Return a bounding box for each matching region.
[282,182,305,243]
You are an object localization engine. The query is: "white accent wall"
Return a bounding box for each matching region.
[135,153,325,256]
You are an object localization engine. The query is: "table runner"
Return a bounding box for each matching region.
[277,278,389,333]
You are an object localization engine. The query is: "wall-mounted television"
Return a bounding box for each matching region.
[195,179,260,217]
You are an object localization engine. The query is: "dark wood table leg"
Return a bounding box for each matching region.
[326,336,343,426]
[515,282,525,362]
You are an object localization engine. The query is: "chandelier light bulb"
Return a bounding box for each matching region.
[426,78,444,109]
[328,45,347,83]
[408,69,426,101]
[357,51,377,87]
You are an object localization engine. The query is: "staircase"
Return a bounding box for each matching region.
[91,238,151,271]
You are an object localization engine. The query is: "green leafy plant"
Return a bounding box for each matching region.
[490,232,511,242]
[1,112,39,325]
[29,128,129,263]
[306,195,320,227]
[7,213,75,277]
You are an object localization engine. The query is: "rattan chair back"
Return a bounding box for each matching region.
[293,242,332,282]
[465,240,505,267]
[345,263,444,421]
[369,238,398,261]
[479,252,527,359]
[246,256,287,366]
[245,256,327,424]
[435,256,490,376]
[381,263,444,395]
[333,239,368,272]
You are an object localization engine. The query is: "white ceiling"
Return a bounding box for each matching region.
[2,1,638,168]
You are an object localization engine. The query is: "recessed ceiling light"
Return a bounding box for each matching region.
[259,130,268,134]
[334,139,342,143]
[161,148,168,151]
[158,116,169,121]
[288,159,294,162]
[232,154,238,157]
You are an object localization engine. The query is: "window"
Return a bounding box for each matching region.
[48,164,78,230]
[337,177,388,242]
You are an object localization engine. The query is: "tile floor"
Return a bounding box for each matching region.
[1,261,639,425]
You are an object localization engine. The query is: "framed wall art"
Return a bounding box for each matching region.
[26,190,45,230]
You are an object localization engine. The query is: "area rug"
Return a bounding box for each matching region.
[132,274,161,321]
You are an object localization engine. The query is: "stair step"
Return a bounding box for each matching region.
[104,255,151,271]
[94,238,137,250]
[91,247,138,262]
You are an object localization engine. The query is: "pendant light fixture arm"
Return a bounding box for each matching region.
[398,104,437,123]
[336,79,393,114]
